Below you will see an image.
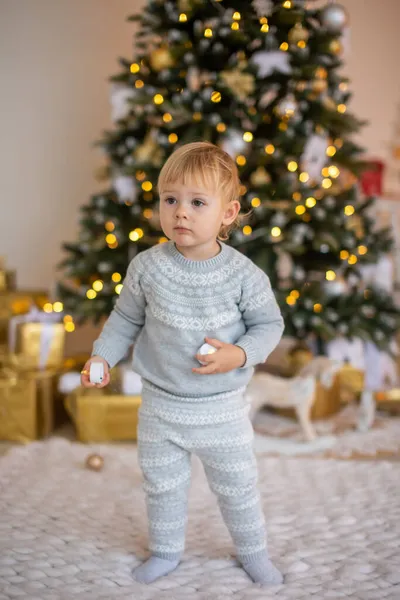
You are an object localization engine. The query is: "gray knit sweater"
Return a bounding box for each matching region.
[92,241,284,397]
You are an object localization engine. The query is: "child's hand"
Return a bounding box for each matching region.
[193,337,246,375]
[80,356,110,388]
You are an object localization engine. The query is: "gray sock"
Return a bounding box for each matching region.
[241,553,283,586]
[132,555,180,584]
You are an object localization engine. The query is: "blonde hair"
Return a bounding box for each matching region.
[157,141,243,240]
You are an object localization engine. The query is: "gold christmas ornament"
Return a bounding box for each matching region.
[322,96,337,111]
[288,22,309,45]
[312,79,328,94]
[134,131,163,166]
[346,214,364,239]
[329,39,343,56]
[250,166,271,186]
[220,69,255,101]
[149,47,175,72]
[315,67,328,80]
[85,453,104,471]
[296,80,307,92]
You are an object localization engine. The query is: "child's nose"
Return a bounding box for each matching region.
[175,204,188,218]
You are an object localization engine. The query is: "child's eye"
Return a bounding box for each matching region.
[192,199,205,207]
[165,197,176,205]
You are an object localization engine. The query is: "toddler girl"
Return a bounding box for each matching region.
[81,141,284,586]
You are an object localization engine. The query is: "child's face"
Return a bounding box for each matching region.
[159,181,239,251]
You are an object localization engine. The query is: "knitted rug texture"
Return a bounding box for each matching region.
[0,438,399,600]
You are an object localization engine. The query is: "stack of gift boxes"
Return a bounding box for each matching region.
[0,257,141,443]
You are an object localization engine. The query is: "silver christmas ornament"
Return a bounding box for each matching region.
[212,42,224,54]
[183,53,195,65]
[125,137,136,149]
[320,3,349,34]
[252,0,273,17]
[193,98,203,111]
[199,39,210,52]
[95,196,107,208]
[209,113,221,126]
[168,29,182,42]
[276,94,298,119]
[97,262,111,273]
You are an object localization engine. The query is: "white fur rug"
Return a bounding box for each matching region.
[0,438,399,600]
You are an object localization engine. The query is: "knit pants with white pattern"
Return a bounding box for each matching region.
[137,383,267,563]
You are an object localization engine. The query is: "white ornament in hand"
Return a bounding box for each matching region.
[197,343,217,365]
[90,362,104,384]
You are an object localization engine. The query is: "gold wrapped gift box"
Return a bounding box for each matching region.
[0,359,58,442]
[65,386,141,442]
[0,289,50,345]
[13,322,65,369]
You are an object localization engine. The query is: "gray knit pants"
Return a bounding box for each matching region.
[137,383,267,562]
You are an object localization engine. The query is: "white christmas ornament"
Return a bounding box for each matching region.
[320,3,349,34]
[301,134,328,180]
[113,175,137,203]
[90,362,104,384]
[221,130,247,158]
[252,0,273,18]
[197,343,217,365]
[251,50,291,78]
[110,84,136,122]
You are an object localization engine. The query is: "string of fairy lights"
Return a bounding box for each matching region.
[62,0,365,326]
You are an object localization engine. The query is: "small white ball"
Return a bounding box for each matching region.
[197,343,217,365]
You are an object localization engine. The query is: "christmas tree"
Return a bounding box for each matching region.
[58,0,400,350]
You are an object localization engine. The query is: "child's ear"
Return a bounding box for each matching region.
[222,200,240,225]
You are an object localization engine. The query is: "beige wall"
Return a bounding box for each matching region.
[1,0,399,293]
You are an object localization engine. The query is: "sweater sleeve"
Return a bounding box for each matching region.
[91,254,146,368]
[235,265,284,368]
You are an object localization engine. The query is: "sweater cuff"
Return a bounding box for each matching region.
[91,342,120,369]
[235,338,260,369]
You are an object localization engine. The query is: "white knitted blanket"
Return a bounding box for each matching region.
[0,438,399,599]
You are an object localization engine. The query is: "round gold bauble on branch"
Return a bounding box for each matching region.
[296,80,307,92]
[288,22,309,45]
[346,214,364,239]
[220,69,255,101]
[329,39,343,56]
[312,79,328,94]
[250,166,271,186]
[322,96,337,111]
[149,47,175,72]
